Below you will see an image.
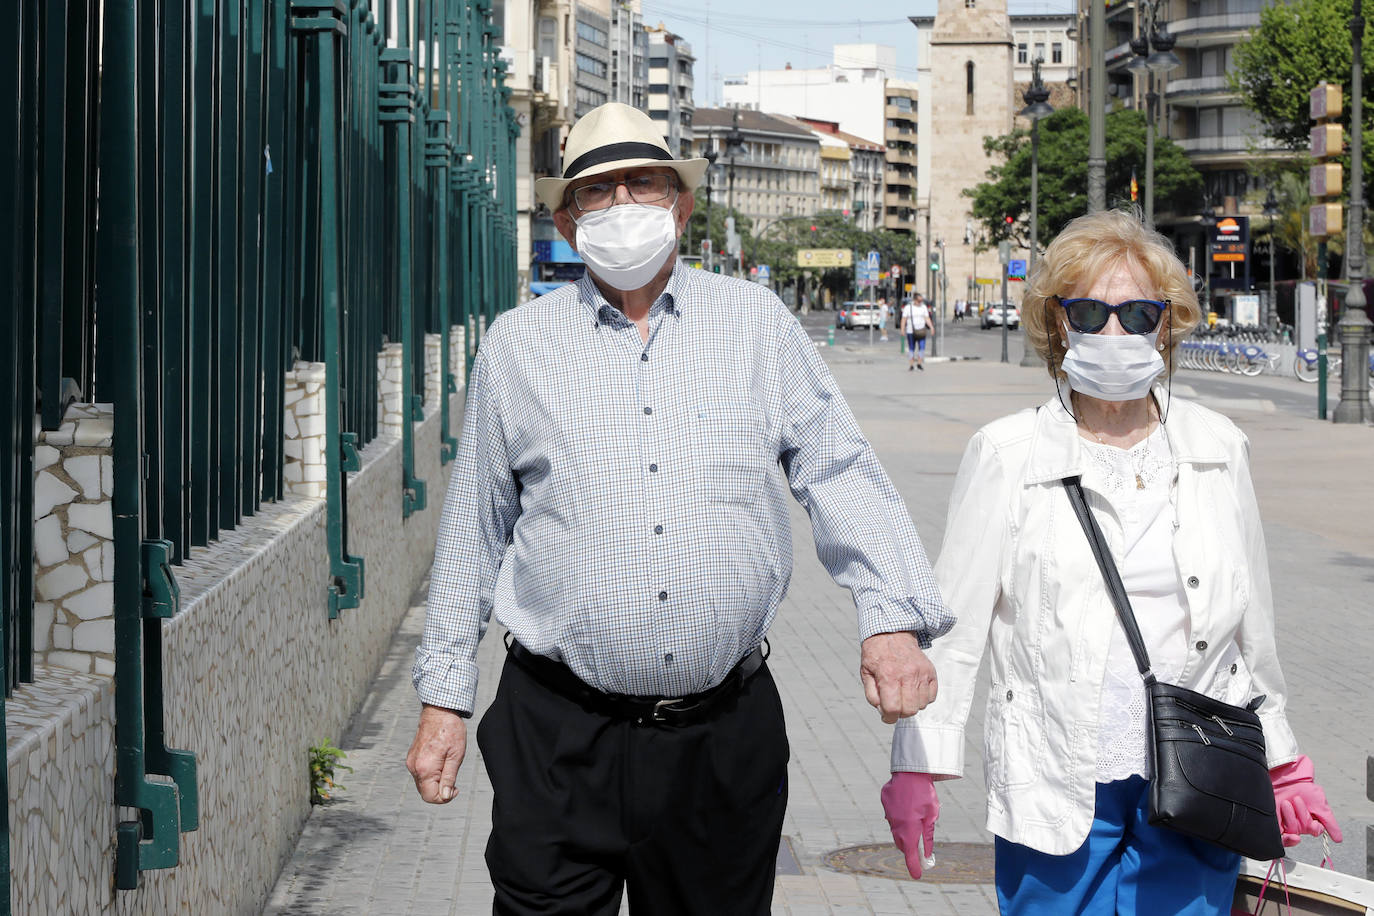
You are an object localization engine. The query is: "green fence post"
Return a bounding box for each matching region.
[380,20,426,514]
[292,0,364,617]
[98,0,187,889]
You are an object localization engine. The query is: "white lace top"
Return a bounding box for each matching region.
[1080,424,1189,782]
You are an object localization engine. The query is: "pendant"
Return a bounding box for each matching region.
[1135,473,1145,490]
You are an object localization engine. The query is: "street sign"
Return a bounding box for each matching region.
[866,250,880,272]
[1210,216,1249,263]
[892,264,901,278]
[796,249,852,268]
[756,264,770,282]
[1007,259,1027,280]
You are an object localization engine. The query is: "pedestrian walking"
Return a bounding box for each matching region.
[878,296,889,341]
[406,101,952,916]
[903,294,931,371]
[880,210,1343,915]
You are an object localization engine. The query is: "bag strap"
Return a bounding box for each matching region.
[1061,476,1156,684]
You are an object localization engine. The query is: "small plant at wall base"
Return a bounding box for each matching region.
[309,739,353,805]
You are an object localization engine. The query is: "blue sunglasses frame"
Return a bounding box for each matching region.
[1057,297,1170,335]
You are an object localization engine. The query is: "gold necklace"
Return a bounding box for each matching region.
[1078,404,1155,490]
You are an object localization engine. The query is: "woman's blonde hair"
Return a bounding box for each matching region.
[1023,208,1202,378]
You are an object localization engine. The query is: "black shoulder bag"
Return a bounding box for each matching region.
[1062,476,1284,861]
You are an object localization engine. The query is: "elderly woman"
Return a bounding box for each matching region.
[880,210,1342,914]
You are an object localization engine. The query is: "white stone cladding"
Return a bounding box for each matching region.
[31,403,116,677]
[377,342,404,438]
[424,333,442,408]
[927,0,1015,303]
[282,361,328,499]
[6,386,462,915]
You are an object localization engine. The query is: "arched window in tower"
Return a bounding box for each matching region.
[966,62,975,115]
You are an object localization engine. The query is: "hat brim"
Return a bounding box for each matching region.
[535,157,709,212]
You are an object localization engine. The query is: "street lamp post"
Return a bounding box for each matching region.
[1020,59,1054,368]
[1262,188,1279,332]
[1200,195,1215,318]
[1334,0,1371,423]
[725,112,744,278]
[703,149,718,270]
[1126,0,1181,229]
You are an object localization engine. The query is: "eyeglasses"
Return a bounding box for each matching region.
[572,174,677,211]
[1057,297,1169,335]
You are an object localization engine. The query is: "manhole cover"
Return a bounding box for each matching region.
[822,842,996,884]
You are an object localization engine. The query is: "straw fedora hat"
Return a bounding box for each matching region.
[534,102,708,211]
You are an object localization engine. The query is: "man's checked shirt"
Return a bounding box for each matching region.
[413,260,951,715]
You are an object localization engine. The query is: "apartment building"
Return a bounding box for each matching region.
[573,3,612,117]
[609,0,648,109]
[646,24,696,156]
[798,118,887,232]
[691,108,821,225]
[884,80,919,233]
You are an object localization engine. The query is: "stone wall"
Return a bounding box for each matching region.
[31,404,116,676]
[7,371,466,915]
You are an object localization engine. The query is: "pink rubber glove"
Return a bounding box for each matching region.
[881,772,940,879]
[1270,755,1343,847]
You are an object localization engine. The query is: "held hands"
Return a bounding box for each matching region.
[881,772,940,879]
[860,631,937,723]
[1270,755,1343,847]
[406,704,468,804]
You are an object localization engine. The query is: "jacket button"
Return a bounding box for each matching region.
[1195,640,1208,652]
[1006,689,1014,701]
[1186,575,1200,588]
[1231,663,1238,674]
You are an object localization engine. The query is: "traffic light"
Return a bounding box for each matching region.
[1004,215,1014,227]
[929,250,941,272]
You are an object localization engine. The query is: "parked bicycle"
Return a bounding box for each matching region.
[1293,349,1374,388]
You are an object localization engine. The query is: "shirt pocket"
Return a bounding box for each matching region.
[692,399,770,505]
[1204,643,1254,707]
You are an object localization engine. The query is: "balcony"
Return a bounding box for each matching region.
[1168,12,1261,47]
[884,189,916,209]
[1164,75,1236,106]
[886,146,917,166]
[1172,135,1285,154]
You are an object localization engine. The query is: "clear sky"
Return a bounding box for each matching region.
[637,0,1074,107]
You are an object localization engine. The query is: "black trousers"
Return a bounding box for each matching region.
[476,653,790,915]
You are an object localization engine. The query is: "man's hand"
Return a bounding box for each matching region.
[406,704,468,803]
[860,631,937,723]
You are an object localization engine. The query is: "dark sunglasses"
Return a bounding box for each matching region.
[1057,297,1170,335]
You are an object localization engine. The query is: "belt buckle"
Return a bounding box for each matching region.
[650,697,684,722]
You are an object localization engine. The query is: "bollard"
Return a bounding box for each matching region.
[827,327,834,347]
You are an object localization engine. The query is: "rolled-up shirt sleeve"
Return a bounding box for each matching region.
[775,317,952,646]
[412,350,521,715]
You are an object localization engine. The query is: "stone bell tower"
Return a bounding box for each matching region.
[926,0,1014,306]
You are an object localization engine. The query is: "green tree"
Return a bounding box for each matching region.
[1230,0,1374,213]
[965,107,1203,249]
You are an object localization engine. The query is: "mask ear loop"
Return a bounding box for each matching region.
[1053,315,1078,422]
[1158,307,1172,425]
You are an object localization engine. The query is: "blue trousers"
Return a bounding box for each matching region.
[994,777,1241,915]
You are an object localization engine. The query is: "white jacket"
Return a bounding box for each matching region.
[891,392,1300,855]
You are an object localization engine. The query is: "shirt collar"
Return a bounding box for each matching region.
[575,258,688,326]
[1023,386,1232,486]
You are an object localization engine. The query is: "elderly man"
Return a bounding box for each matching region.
[406,102,952,915]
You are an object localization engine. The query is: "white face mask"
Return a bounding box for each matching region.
[574,197,680,291]
[1061,326,1165,401]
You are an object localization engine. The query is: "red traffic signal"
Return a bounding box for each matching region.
[810,224,818,232]
[1004,215,1014,225]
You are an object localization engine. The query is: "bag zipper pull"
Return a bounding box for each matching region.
[1210,715,1234,736]
[1190,724,1211,745]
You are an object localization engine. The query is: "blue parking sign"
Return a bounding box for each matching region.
[1008,258,1027,280]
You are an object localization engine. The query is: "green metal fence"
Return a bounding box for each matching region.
[3,0,516,896]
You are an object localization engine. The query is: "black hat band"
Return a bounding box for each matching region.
[563,142,674,180]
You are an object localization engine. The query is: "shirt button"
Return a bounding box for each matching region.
[1195,640,1208,652]
[643,406,652,415]
[1230,663,1238,674]
[664,652,674,663]
[640,352,649,362]
[658,590,668,601]
[1186,576,1200,588]
[649,463,658,473]
[1006,689,1014,701]
[654,524,663,535]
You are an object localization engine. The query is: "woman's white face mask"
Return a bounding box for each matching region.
[1060,323,1165,401]
[573,195,680,292]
